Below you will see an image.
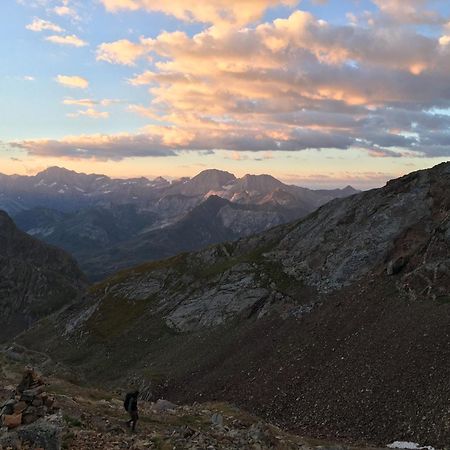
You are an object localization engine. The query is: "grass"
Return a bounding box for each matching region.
[63,414,83,428]
[86,294,156,339]
[90,253,189,295]
[436,295,450,304]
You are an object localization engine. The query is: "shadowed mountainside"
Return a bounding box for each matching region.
[0,211,86,342]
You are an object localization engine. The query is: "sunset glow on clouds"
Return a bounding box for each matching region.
[1,0,450,188]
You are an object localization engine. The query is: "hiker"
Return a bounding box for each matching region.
[124,390,139,431]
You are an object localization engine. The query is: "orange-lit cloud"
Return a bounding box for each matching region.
[372,0,445,24]
[11,2,450,163]
[55,75,89,89]
[100,0,299,27]
[45,34,87,47]
[67,108,109,119]
[97,38,152,65]
[10,134,177,160]
[26,17,64,33]
[53,4,78,19]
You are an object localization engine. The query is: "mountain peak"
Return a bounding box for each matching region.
[238,173,284,192]
[37,166,77,177]
[192,169,236,183]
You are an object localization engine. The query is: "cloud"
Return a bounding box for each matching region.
[26,17,64,32]
[55,75,89,89]
[63,98,97,107]
[281,170,401,189]
[63,98,120,107]
[96,38,151,65]
[23,76,36,81]
[15,2,450,162]
[10,134,177,160]
[440,35,450,46]
[53,4,78,19]
[67,108,109,119]
[371,0,445,25]
[100,0,299,27]
[45,34,87,47]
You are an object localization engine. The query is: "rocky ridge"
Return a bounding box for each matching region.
[0,167,357,216]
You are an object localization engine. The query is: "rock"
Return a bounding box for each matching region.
[0,419,62,450]
[387,256,407,275]
[22,385,45,398]
[22,413,38,425]
[247,422,266,442]
[3,413,22,429]
[13,401,28,414]
[45,396,55,409]
[32,397,44,407]
[211,412,224,427]
[1,399,16,416]
[153,399,178,412]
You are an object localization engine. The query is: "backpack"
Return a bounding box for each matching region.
[124,393,133,411]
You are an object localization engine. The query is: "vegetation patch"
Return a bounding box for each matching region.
[86,295,150,339]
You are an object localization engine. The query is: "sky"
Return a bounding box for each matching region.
[1,0,450,189]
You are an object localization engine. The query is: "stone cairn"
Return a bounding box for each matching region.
[0,367,58,431]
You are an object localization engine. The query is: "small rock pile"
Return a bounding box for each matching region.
[0,367,58,431]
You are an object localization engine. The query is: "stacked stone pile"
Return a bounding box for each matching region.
[0,368,58,430]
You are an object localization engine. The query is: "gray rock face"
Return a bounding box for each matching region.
[272,169,433,292]
[166,264,270,331]
[218,205,283,236]
[0,211,86,342]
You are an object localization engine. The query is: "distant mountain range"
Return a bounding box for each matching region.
[2,167,358,279]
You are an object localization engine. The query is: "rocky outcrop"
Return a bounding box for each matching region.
[1,368,58,429]
[0,368,62,450]
[0,211,86,341]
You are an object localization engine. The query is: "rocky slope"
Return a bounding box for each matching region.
[0,211,86,342]
[0,353,392,450]
[17,163,450,447]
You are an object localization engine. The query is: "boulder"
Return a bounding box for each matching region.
[13,401,28,414]
[387,256,407,275]
[32,396,44,407]
[0,399,16,416]
[153,399,178,412]
[3,413,22,429]
[0,419,62,450]
[45,396,55,409]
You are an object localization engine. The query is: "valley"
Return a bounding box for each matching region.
[1,167,357,280]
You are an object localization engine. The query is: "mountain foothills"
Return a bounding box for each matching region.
[1,167,357,280]
[0,211,86,342]
[13,163,450,448]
